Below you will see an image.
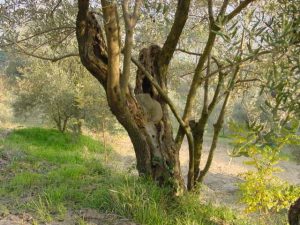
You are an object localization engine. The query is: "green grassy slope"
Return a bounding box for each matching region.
[0,127,249,225]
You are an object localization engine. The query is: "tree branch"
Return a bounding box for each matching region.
[235,78,261,84]
[225,0,256,22]
[203,54,211,113]
[208,0,214,23]
[101,0,121,99]
[0,26,75,48]
[159,0,191,69]
[175,29,218,147]
[205,49,272,80]
[76,0,109,86]
[175,48,220,65]
[50,0,63,17]
[218,0,229,17]
[197,65,240,183]
[13,44,79,62]
[121,0,142,94]
[176,48,201,56]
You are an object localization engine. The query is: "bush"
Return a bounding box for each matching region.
[230,121,300,216]
[13,58,116,133]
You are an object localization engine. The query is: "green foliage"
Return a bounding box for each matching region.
[5,56,25,77]
[239,168,300,214]
[0,76,13,125]
[13,58,115,132]
[0,128,248,225]
[229,122,300,215]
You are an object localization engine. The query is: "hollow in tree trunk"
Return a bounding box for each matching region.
[76,3,185,193]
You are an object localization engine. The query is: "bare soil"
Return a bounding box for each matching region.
[107,134,300,207]
[0,210,138,225]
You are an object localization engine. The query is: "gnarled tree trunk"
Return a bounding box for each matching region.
[134,45,184,189]
[76,0,185,193]
[76,0,257,192]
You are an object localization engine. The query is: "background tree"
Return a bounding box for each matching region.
[0,75,13,126]
[13,57,113,133]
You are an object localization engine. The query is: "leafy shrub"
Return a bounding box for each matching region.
[230,121,300,215]
[238,150,300,214]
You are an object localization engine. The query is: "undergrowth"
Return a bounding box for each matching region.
[0,127,249,225]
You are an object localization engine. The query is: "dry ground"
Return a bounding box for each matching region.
[106,133,300,207]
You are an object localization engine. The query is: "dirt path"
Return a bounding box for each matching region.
[108,134,300,207]
[180,137,300,184]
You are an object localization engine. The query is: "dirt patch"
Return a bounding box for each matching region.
[0,210,139,225]
[0,158,8,169]
[0,214,33,225]
[0,129,12,140]
[79,209,138,225]
[108,134,300,184]
[107,134,300,208]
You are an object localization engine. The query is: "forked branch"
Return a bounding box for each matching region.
[121,0,142,94]
[159,0,191,69]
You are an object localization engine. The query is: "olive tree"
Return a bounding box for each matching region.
[13,57,110,133]
[1,0,298,193]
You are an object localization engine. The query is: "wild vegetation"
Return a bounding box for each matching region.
[0,128,249,225]
[0,0,299,224]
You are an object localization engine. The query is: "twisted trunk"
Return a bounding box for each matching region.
[76,1,184,193]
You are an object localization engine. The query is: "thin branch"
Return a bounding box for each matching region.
[159,0,191,68]
[133,0,141,18]
[218,0,229,17]
[31,30,75,54]
[235,78,261,83]
[50,0,63,16]
[175,48,220,65]
[122,0,130,24]
[0,26,76,48]
[208,0,214,23]
[14,43,79,62]
[207,67,225,113]
[225,0,256,22]
[176,48,201,56]
[179,71,194,78]
[203,54,211,112]
[205,50,272,80]
[121,0,142,94]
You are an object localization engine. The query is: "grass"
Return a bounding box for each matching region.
[0,127,249,225]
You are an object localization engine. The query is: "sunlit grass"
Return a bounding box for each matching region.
[0,127,249,225]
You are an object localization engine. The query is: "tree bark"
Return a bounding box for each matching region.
[288,197,300,225]
[76,0,185,193]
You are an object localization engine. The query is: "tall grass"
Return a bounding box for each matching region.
[0,127,249,224]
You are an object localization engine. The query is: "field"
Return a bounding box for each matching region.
[0,128,251,225]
